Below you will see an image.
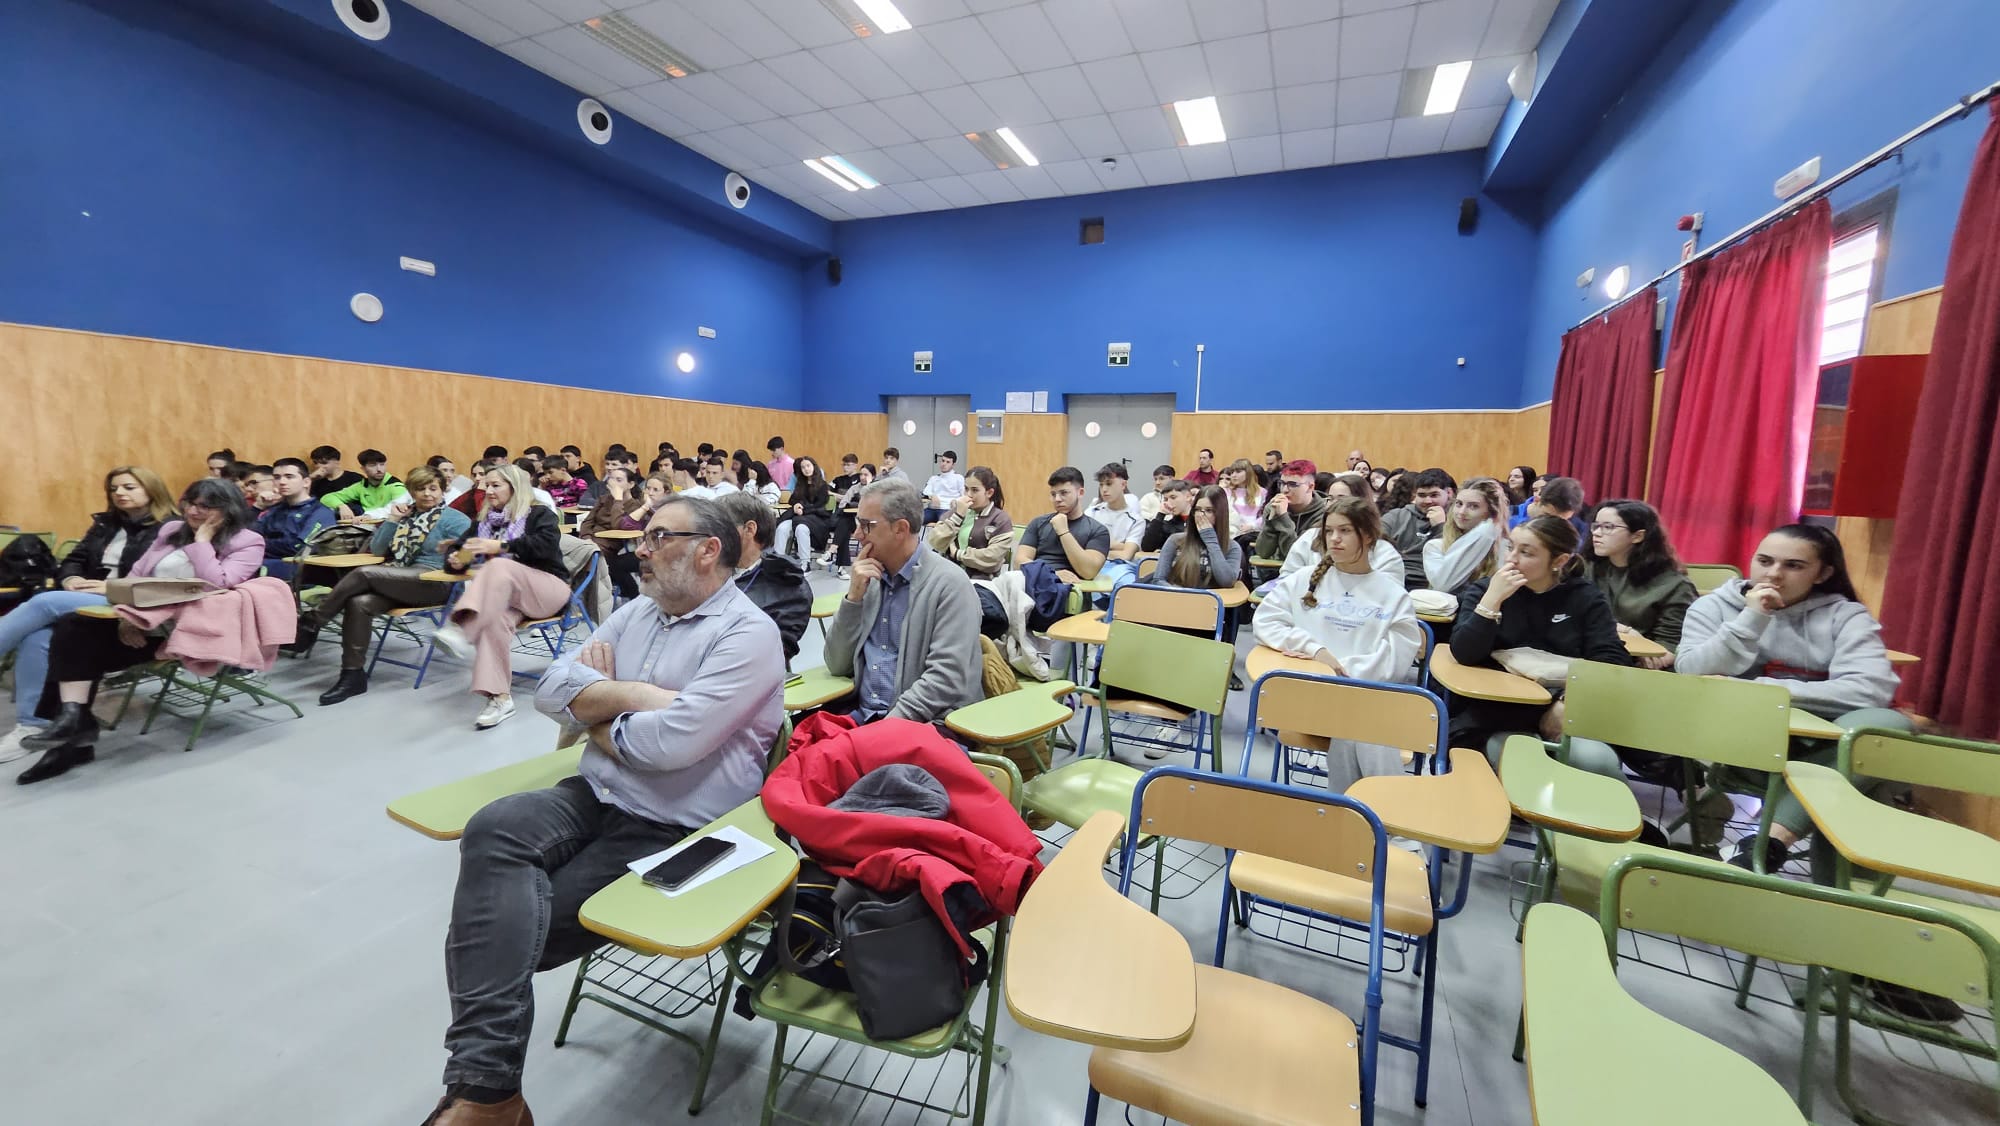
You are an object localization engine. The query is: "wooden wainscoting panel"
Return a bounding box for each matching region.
[962,413,1068,516]
[1171,407,1549,487]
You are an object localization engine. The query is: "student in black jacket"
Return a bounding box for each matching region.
[1139,479,1193,552]
[717,492,811,664]
[1449,516,1633,769]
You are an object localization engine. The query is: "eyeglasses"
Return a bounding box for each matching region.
[641,528,711,549]
[1281,479,1311,490]
[182,501,215,512]
[1589,523,1629,534]
[855,518,883,534]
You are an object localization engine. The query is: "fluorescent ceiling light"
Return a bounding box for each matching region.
[852,0,912,34]
[1171,95,1226,146]
[994,126,1039,167]
[803,158,860,191]
[1424,60,1473,115]
[819,154,878,189]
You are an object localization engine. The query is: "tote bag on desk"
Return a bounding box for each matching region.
[106,577,214,608]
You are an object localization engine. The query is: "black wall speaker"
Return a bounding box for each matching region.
[827,257,842,285]
[1457,197,1479,235]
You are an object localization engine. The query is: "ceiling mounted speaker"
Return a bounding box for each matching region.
[577,99,612,145]
[1507,51,1538,102]
[724,172,751,209]
[334,0,391,40]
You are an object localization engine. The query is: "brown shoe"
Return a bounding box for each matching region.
[422,1092,533,1126]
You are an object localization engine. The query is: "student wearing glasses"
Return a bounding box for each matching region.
[1580,500,1696,670]
[1252,459,1324,566]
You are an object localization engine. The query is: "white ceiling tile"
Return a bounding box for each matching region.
[406,0,516,45]
[1409,0,1494,68]
[830,101,918,147]
[1266,0,1339,29]
[1275,81,1338,131]
[926,135,1000,174]
[681,132,756,173]
[466,0,562,38]
[1269,19,1341,86]
[963,169,1026,203]
[1044,0,1135,63]
[1108,105,1175,152]
[1079,55,1157,112]
[864,28,969,91]
[1058,114,1126,158]
[708,124,793,166]
[749,162,828,197]
[923,84,1000,132]
[876,92,960,139]
[929,175,989,207]
[899,0,976,24]
[1004,120,1081,163]
[889,179,953,211]
[1336,71,1400,123]
[1443,102,1506,149]
[600,91,696,136]
[1093,153,1144,190]
[834,191,889,217]
[531,27,669,89]
[1480,0,1557,55]
[764,50,867,107]
[971,75,1053,125]
[676,0,802,57]
[1461,55,1520,108]
[1280,126,1336,169]
[1215,89,1280,137]
[1343,0,1421,14]
[978,4,1075,71]
[1139,45,1212,105]
[880,140,960,178]
[792,194,851,220]
[812,40,917,100]
[746,0,856,48]
[1334,118,1393,162]
[1043,159,1105,194]
[1179,140,1236,179]
[715,62,819,117]
[622,1,752,69]
[497,38,621,96]
[791,109,873,152]
[1007,164,1064,198]
[747,116,829,159]
[1227,133,1283,174]
[1187,0,1265,38]
[1132,148,1190,185]
[1024,66,1105,118]
[1110,0,1198,52]
[922,17,1017,83]
[631,79,738,130]
[869,192,918,216]
[536,0,630,22]
[842,149,915,183]
[965,0,1036,13]
[1202,33,1273,95]
[1387,112,1451,156]
[1339,4,1417,76]
[675,72,777,123]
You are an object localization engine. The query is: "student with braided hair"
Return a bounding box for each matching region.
[1253,497,1425,790]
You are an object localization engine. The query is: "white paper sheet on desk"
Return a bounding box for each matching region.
[626,825,775,898]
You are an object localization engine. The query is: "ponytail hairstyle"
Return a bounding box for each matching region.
[1302,497,1382,608]
[1520,515,1584,582]
[1441,477,1509,583]
[1168,485,1233,588]
[1581,499,1683,586]
[966,465,1004,509]
[1768,522,1861,602]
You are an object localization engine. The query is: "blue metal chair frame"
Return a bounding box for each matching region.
[511,561,599,684]
[1276,621,1436,787]
[1075,584,1227,769]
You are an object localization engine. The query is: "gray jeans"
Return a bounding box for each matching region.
[443,777,687,1088]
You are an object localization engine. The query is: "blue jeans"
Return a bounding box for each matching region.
[0,590,108,727]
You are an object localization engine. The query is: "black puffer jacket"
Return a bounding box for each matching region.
[56,509,163,585]
[735,551,812,662]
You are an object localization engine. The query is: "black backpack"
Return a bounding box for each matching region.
[0,536,60,605]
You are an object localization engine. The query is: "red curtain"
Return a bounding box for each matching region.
[1547,286,1658,500]
[1881,102,2000,738]
[1649,200,1831,568]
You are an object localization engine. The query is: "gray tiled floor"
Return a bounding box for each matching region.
[1,571,1990,1124]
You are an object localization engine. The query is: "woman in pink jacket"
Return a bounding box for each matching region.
[16,479,266,785]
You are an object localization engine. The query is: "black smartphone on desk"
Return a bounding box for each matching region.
[641,837,737,892]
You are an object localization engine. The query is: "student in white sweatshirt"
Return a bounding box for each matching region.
[1422,476,1508,594]
[1678,523,1907,872]
[1255,497,1426,791]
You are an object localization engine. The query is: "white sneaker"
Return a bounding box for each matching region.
[1142,745,1171,761]
[474,695,516,730]
[432,622,473,659]
[0,725,40,765]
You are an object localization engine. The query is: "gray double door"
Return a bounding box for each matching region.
[1065,395,1175,479]
[883,395,972,483]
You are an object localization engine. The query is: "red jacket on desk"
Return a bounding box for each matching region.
[762,714,1043,958]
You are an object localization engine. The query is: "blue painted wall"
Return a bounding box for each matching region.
[1,0,808,408]
[1521,0,2000,403]
[801,152,1539,413]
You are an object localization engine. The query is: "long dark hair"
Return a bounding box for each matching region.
[1168,485,1233,589]
[1507,465,1540,505]
[967,466,1004,509]
[1767,523,1861,602]
[1583,500,1683,586]
[792,457,830,506]
[168,478,253,548]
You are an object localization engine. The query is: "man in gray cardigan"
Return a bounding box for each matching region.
[824,478,983,725]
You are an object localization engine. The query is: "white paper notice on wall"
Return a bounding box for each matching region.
[1032,391,1049,412]
[1004,391,1033,413]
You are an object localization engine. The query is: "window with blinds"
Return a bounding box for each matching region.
[1819,226,1881,363]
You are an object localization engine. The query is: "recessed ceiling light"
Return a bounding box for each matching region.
[818,0,911,37]
[803,158,860,191]
[1424,60,1473,116]
[994,126,1039,167]
[1169,95,1227,146]
[582,14,703,79]
[819,154,879,189]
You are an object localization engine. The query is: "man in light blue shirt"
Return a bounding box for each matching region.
[422,494,782,1125]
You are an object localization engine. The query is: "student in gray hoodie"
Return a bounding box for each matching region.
[1677,523,1907,872]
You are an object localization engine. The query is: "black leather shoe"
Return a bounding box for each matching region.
[20,703,98,752]
[281,626,320,659]
[318,669,369,706]
[17,743,95,785]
